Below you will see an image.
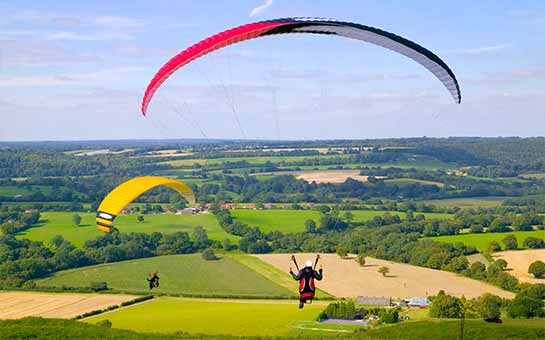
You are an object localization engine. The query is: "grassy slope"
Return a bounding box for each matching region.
[87,297,324,337]
[420,196,508,208]
[360,319,545,340]
[426,230,545,252]
[18,212,237,247]
[232,210,452,233]
[36,254,291,298]
[1,317,543,339]
[230,254,333,299]
[384,178,445,187]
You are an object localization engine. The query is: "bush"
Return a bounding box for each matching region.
[429,290,463,318]
[502,235,518,250]
[356,253,366,267]
[523,237,545,249]
[96,319,112,328]
[528,260,545,278]
[379,308,399,323]
[507,295,545,318]
[477,293,502,320]
[89,282,108,292]
[322,300,356,319]
[120,295,154,307]
[201,248,218,260]
[336,245,348,259]
[486,241,502,253]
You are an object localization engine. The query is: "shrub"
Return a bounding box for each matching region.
[523,237,545,249]
[476,293,502,320]
[201,248,218,260]
[486,241,501,253]
[336,245,348,259]
[507,295,545,318]
[89,282,108,292]
[356,253,366,267]
[378,266,390,277]
[96,319,112,328]
[528,260,545,278]
[429,290,463,318]
[502,235,518,250]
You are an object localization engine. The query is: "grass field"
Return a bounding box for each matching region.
[18,212,237,247]
[426,230,545,252]
[0,185,53,197]
[384,178,445,187]
[231,210,452,233]
[358,319,545,340]
[160,155,349,167]
[87,297,325,337]
[420,196,508,208]
[36,254,292,298]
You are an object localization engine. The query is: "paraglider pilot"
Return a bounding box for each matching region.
[147,271,160,289]
[290,255,322,309]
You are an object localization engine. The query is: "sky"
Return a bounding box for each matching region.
[1,0,544,141]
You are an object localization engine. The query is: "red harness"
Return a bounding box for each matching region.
[299,276,315,300]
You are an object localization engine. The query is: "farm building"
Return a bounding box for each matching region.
[356,296,392,306]
[405,297,430,307]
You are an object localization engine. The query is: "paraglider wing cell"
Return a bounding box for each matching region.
[142,17,460,115]
[96,176,195,232]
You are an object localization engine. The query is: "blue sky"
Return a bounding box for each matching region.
[1,0,544,141]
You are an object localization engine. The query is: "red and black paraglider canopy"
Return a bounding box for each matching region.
[142,17,461,115]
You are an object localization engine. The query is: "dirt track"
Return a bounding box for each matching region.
[493,249,545,284]
[0,291,136,319]
[255,253,514,299]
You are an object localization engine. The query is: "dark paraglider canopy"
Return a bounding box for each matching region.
[142,17,461,115]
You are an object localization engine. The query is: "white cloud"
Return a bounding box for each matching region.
[455,43,512,55]
[45,30,135,41]
[249,0,274,18]
[0,67,146,87]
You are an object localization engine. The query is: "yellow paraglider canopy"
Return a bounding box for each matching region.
[96,176,196,232]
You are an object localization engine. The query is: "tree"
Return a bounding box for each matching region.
[429,290,463,318]
[336,245,348,259]
[192,226,210,250]
[486,241,501,253]
[378,266,390,277]
[317,205,331,215]
[356,253,366,267]
[477,293,502,320]
[201,248,217,260]
[304,219,317,233]
[494,259,508,271]
[523,237,545,249]
[528,260,545,278]
[507,294,545,318]
[137,215,144,223]
[344,211,354,223]
[223,238,233,251]
[51,235,65,248]
[502,235,518,250]
[72,214,82,226]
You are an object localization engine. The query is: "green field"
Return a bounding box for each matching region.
[37,254,292,298]
[0,185,53,197]
[421,196,508,208]
[384,178,445,187]
[18,212,237,247]
[426,230,545,252]
[358,319,545,340]
[232,209,452,233]
[160,154,349,167]
[87,297,324,336]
